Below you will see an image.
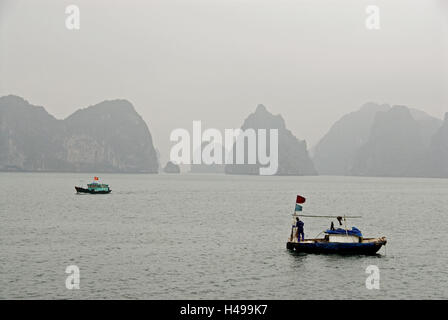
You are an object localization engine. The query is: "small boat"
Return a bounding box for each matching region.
[75,177,111,194]
[286,195,387,255]
[287,230,387,255]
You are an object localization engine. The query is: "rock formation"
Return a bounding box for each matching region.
[0,95,159,173]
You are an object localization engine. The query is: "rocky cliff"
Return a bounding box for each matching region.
[224,104,317,176]
[429,113,448,178]
[313,102,390,175]
[350,105,430,177]
[313,102,443,177]
[0,95,159,173]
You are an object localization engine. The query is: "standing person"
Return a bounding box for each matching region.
[296,217,304,242]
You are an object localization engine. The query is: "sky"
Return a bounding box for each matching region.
[1,0,447,164]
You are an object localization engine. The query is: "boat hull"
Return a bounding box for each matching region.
[75,186,111,194]
[287,238,386,255]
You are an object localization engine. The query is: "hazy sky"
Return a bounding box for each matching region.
[1,0,447,164]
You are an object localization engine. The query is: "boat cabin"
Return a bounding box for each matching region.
[87,182,110,192]
[324,227,363,243]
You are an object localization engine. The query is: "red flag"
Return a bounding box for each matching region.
[94,176,99,181]
[296,195,306,204]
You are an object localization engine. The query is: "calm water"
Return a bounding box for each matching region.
[1,173,448,299]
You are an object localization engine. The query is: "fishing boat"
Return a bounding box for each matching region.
[75,177,111,194]
[286,195,387,255]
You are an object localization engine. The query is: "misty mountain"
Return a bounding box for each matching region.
[429,113,448,178]
[350,105,431,177]
[313,102,444,177]
[225,104,317,176]
[0,95,159,173]
[313,102,390,175]
[409,108,444,146]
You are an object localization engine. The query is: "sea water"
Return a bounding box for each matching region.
[1,173,447,299]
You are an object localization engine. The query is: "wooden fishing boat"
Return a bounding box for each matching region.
[75,177,111,194]
[286,195,387,255]
[286,232,387,255]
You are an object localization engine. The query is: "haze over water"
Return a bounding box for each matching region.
[2,0,447,164]
[1,173,447,299]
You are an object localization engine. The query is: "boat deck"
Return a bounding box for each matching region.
[289,237,385,244]
[286,237,387,255]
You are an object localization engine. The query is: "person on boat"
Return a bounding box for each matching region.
[337,216,343,226]
[330,221,335,231]
[296,217,304,242]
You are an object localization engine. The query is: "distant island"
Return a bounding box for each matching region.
[428,112,448,178]
[225,104,317,176]
[313,102,447,178]
[1,95,448,178]
[0,95,159,173]
[163,161,180,174]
